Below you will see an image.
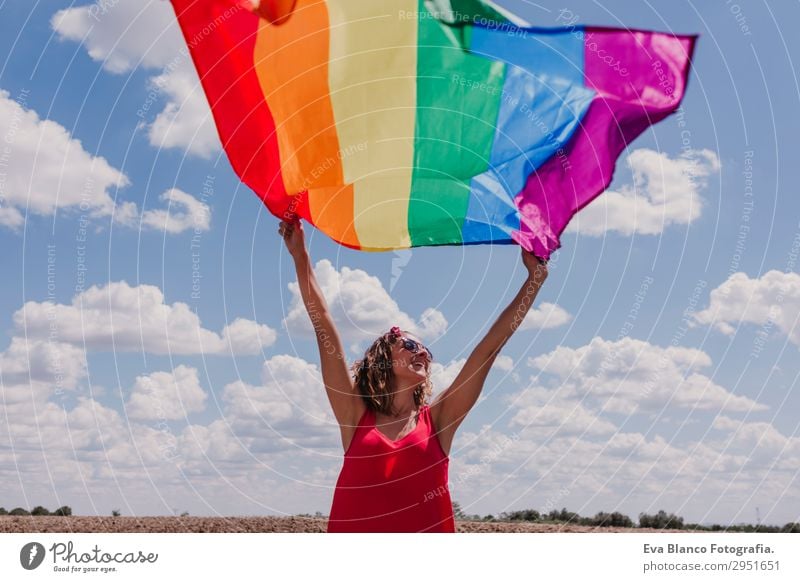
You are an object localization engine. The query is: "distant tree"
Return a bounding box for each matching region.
[592,511,634,528]
[111,510,121,517]
[451,500,467,520]
[781,522,800,533]
[550,507,581,524]
[639,510,684,530]
[180,511,189,517]
[53,506,72,516]
[31,506,50,516]
[9,507,30,516]
[504,509,540,522]
[0,507,7,515]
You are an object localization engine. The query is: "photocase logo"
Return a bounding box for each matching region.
[20,542,46,570]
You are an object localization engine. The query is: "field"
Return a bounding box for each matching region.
[0,516,690,533]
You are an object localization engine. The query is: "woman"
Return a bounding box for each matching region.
[278,218,548,532]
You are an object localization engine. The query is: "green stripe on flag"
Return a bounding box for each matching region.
[408,0,506,246]
[424,0,512,27]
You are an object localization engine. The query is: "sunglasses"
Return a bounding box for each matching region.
[398,337,433,361]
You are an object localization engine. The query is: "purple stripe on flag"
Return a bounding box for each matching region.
[512,28,698,260]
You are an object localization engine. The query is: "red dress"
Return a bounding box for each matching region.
[327,404,456,533]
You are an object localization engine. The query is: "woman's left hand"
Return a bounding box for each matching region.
[521,248,548,283]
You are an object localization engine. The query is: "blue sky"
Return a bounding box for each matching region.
[1,0,798,526]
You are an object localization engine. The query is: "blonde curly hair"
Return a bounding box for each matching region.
[351,328,433,416]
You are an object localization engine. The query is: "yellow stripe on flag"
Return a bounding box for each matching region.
[326,0,418,248]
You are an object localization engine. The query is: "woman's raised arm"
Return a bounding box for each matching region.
[431,249,548,449]
[279,219,362,427]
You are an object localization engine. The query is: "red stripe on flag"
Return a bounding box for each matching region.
[170,0,306,221]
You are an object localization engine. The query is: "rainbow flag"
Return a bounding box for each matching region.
[170,0,696,259]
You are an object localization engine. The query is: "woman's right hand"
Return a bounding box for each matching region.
[278,218,306,259]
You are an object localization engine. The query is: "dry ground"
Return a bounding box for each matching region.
[0,516,690,533]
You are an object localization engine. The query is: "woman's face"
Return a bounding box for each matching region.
[389,331,432,386]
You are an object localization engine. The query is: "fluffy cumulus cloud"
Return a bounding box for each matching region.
[0,337,87,407]
[219,354,339,451]
[4,396,130,455]
[691,270,800,347]
[0,327,180,471]
[139,188,210,234]
[283,259,448,351]
[493,354,520,383]
[0,326,343,515]
[527,336,767,415]
[711,416,800,470]
[127,365,208,420]
[429,358,466,392]
[0,90,130,230]
[518,302,572,330]
[50,1,184,73]
[2,327,797,521]
[446,359,798,524]
[448,409,800,525]
[143,64,220,158]
[507,385,619,437]
[567,148,720,237]
[14,281,276,356]
[494,354,514,372]
[51,0,219,157]
[0,91,208,233]
[0,387,214,517]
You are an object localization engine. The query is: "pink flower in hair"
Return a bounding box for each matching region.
[389,326,402,337]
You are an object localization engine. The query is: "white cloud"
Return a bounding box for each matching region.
[127,365,208,420]
[284,259,448,351]
[567,148,720,237]
[0,337,85,389]
[0,206,24,229]
[430,358,466,392]
[448,406,800,525]
[0,335,141,466]
[527,336,766,415]
[518,301,572,330]
[2,339,797,522]
[144,64,220,158]
[0,338,87,406]
[0,90,130,230]
[712,415,800,468]
[493,354,520,383]
[0,90,207,233]
[507,385,618,436]
[51,1,183,74]
[14,281,276,356]
[114,200,139,227]
[51,0,220,158]
[494,355,514,372]
[140,188,210,234]
[220,354,339,450]
[221,318,277,356]
[427,354,519,406]
[1,392,195,482]
[176,419,251,463]
[691,270,800,347]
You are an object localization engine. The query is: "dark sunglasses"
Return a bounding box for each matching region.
[399,337,433,361]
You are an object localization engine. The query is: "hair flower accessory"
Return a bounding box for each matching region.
[389,326,402,337]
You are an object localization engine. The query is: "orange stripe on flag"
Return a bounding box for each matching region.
[307,184,360,248]
[253,0,343,195]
